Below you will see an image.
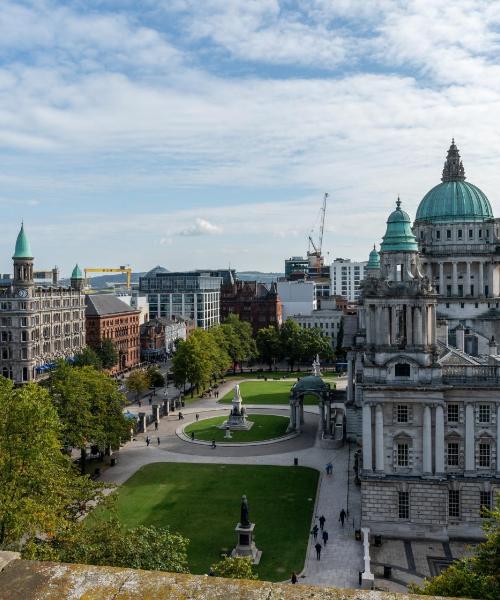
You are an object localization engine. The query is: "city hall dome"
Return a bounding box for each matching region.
[415,140,493,224]
[380,198,418,252]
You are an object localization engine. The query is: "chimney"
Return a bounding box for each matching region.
[456,325,465,352]
[489,336,497,357]
[52,267,59,285]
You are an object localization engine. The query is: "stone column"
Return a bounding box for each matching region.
[427,262,432,281]
[326,402,332,436]
[430,305,436,345]
[152,404,160,423]
[362,404,373,472]
[439,262,444,295]
[422,306,428,346]
[487,262,493,297]
[414,307,422,345]
[137,412,147,434]
[465,403,475,473]
[423,404,432,475]
[347,358,353,403]
[295,403,302,433]
[383,306,390,345]
[375,305,383,345]
[479,261,484,297]
[405,305,413,345]
[163,399,169,416]
[375,404,384,472]
[466,262,471,296]
[452,262,458,296]
[497,404,500,476]
[391,305,398,344]
[435,404,445,475]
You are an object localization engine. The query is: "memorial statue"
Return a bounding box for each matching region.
[240,494,250,528]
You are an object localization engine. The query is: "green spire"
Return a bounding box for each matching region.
[367,244,380,269]
[13,222,33,259]
[380,198,418,252]
[71,264,83,279]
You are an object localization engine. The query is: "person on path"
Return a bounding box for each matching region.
[339,508,347,527]
[314,542,322,560]
[291,572,298,584]
[319,515,326,530]
[138,399,141,407]
[155,421,158,431]
[157,436,160,446]
[196,413,199,421]
[146,436,150,447]
[311,524,319,540]
[191,432,195,440]
[211,439,216,449]
[327,462,333,475]
[322,530,328,545]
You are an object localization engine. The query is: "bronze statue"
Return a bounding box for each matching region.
[240,494,250,528]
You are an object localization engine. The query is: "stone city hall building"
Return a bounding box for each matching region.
[0,224,86,383]
[347,142,499,540]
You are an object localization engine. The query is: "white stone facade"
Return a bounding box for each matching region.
[290,308,343,347]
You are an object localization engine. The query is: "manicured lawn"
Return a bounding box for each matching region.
[220,380,319,405]
[92,463,318,581]
[184,414,289,442]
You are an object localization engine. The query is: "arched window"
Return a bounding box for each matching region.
[395,363,410,377]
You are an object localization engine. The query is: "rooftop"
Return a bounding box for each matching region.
[85,294,140,317]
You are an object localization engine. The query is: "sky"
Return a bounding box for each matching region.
[1,0,500,276]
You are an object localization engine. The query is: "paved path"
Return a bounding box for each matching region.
[101,374,363,588]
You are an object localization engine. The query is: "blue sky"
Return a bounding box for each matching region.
[1,0,500,275]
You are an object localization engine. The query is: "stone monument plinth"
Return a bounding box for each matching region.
[219,384,253,431]
[231,495,261,565]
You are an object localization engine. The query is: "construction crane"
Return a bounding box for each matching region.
[308,192,328,260]
[84,266,132,289]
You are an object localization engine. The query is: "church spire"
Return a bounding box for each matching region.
[441,138,466,182]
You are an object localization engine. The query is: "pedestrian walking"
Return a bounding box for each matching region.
[291,572,298,584]
[157,436,160,446]
[211,439,216,449]
[155,421,158,431]
[327,462,333,475]
[146,436,150,447]
[196,413,199,421]
[138,399,141,407]
[191,432,195,440]
[339,508,347,527]
[311,524,319,540]
[319,515,326,530]
[322,530,329,545]
[314,542,322,560]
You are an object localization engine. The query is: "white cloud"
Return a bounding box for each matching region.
[177,217,223,236]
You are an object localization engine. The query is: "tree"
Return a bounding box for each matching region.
[73,346,102,370]
[221,314,257,373]
[210,555,257,580]
[301,328,333,364]
[0,378,100,548]
[172,332,213,396]
[23,511,189,573]
[50,363,129,474]
[411,501,499,599]
[146,366,165,389]
[280,319,305,371]
[256,326,281,370]
[126,370,150,401]
[96,338,119,370]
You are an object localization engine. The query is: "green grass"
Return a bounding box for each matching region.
[184,414,289,442]
[219,380,319,405]
[92,463,318,581]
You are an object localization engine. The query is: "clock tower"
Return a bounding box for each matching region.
[12,222,34,297]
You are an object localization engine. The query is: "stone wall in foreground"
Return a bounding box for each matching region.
[0,551,465,600]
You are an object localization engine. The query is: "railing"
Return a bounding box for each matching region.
[442,365,500,384]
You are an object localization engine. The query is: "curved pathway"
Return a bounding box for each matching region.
[101,375,363,588]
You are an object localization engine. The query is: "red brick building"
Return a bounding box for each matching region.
[220,281,282,334]
[85,295,140,373]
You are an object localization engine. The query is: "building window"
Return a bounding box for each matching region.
[479,404,490,423]
[446,229,451,239]
[447,404,459,423]
[395,363,410,377]
[479,229,483,238]
[398,491,409,519]
[480,491,491,517]
[397,405,408,423]
[458,229,462,239]
[479,443,491,468]
[469,229,473,238]
[436,230,441,240]
[447,442,459,466]
[397,443,409,467]
[448,490,460,518]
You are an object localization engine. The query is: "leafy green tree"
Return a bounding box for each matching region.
[0,378,100,548]
[73,346,102,370]
[146,366,165,389]
[411,501,499,599]
[222,314,257,373]
[301,328,333,363]
[96,338,119,370]
[256,326,282,370]
[126,370,150,401]
[210,555,258,580]
[50,363,129,474]
[23,512,189,573]
[280,319,305,371]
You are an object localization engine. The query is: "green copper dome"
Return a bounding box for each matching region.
[367,245,380,269]
[380,199,418,252]
[13,223,33,259]
[415,140,493,223]
[71,264,83,279]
